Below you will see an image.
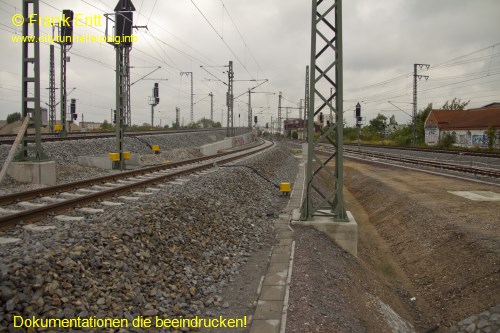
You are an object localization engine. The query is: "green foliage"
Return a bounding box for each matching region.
[442,98,469,110]
[415,103,432,145]
[389,125,412,146]
[343,126,359,142]
[361,126,382,142]
[291,131,298,139]
[439,132,455,148]
[487,126,496,151]
[184,118,222,129]
[6,112,21,124]
[126,124,157,131]
[100,119,113,131]
[368,113,387,134]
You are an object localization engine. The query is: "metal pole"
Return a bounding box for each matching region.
[190,73,193,123]
[210,92,213,122]
[115,46,125,170]
[60,44,67,136]
[180,72,194,123]
[305,66,309,123]
[151,104,154,128]
[358,125,361,151]
[301,0,347,221]
[17,0,46,161]
[124,48,131,127]
[412,64,417,146]
[329,87,333,124]
[226,61,234,137]
[412,63,430,146]
[334,0,346,219]
[303,0,317,220]
[278,91,282,138]
[248,89,252,128]
[49,44,56,132]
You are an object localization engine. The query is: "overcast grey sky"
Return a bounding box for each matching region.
[1,0,499,128]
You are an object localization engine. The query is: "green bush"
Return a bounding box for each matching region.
[439,133,454,148]
[6,112,21,124]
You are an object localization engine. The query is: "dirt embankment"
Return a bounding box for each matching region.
[344,160,500,330]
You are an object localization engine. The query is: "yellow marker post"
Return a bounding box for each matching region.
[108,153,120,161]
[280,182,291,196]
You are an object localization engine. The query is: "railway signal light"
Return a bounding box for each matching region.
[61,10,74,45]
[356,102,363,125]
[153,83,160,104]
[70,99,77,121]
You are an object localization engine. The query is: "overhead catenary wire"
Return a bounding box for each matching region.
[190,0,256,80]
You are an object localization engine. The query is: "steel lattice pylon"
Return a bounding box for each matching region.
[226,61,234,137]
[48,44,56,132]
[115,45,128,170]
[301,0,347,222]
[304,66,309,123]
[123,48,131,127]
[277,92,282,137]
[17,0,46,161]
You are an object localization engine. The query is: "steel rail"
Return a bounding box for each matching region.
[0,140,272,229]
[343,142,500,158]
[0,141,264,206]
[315,146,500,178]
[0,128,229,145]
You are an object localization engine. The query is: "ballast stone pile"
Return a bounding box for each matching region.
[0,145,298,332]
[0,131,225,194]
[42,131,225,165]
[0,130,226,165]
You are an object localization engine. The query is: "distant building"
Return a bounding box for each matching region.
[424,103,500,147]
[79,121,102,130]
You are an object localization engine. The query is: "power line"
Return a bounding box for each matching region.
[220,0,264,76]
[190,0,255,79]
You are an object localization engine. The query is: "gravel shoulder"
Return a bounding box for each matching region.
[0,144,296,332]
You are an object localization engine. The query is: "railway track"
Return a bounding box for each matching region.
[343,147,500,178]
[0,140,272,229]
[344,142,500,158]
[301,143,500,179]
[0,128,225,145]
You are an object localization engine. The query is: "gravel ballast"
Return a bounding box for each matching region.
[0,144,298,332]
[0,130,226,195]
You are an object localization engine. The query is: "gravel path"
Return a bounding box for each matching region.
[0,144,297,332]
